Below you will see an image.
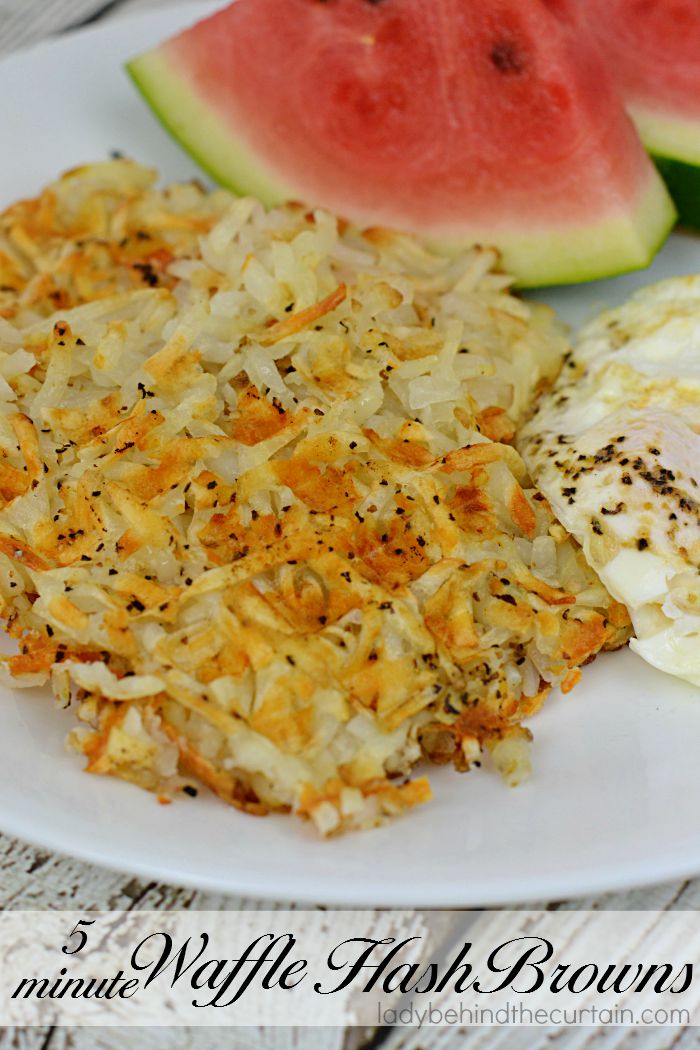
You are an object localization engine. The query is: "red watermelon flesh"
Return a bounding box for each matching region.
[582,0,700,122]
[128,0,675,286]
[579,0,700,227]
[156,0,647,225]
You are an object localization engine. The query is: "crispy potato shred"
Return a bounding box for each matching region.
[0,161,630,834]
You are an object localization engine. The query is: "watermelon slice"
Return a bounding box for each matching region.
[127,0,675,287]
[581,0,700,228]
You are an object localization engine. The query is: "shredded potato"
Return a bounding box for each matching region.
[0,161,630,834]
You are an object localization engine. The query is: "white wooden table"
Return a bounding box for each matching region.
[0,3,697,1048]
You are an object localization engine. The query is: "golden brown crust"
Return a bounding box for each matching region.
[0,161,631,833]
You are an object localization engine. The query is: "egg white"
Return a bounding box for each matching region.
[521,276,700,688]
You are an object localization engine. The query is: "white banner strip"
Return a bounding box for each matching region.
[0,910,697,1027]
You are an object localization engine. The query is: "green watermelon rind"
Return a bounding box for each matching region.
[127,49,296,205]
[424,175,675,289]
[631,106,700,166]
[628,105,700,229]
[651,154,700,230]
[127,49,677,289]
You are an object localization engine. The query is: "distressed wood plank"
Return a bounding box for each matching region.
[0,833,274,911]
[0,1030,54,1050]
[43,1027,350,1050]
[0,6,699,1050]
[377,1026,694,1050]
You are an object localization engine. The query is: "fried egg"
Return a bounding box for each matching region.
[521,276,700,688]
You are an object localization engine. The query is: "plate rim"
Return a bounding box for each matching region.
[1,0,699,908]
[0,793,696,907]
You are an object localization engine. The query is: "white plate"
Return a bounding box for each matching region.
[2,3,700,907]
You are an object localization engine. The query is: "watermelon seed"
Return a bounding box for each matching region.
[490,40,526,75]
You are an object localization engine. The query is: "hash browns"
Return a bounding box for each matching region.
[0,161,630,833]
